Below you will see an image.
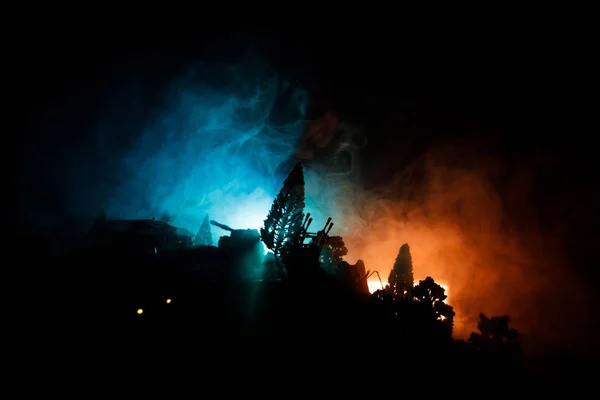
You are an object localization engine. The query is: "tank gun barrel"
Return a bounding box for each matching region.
[210,220,233,232]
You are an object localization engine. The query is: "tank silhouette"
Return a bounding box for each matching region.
[83,215,193,256]
[209,220,261,249]
[209,220,265,281]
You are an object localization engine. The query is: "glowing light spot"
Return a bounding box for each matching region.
[166,299,172,304]
[367,280,384,293]
[209,187,273,232]
[137,309,143,315]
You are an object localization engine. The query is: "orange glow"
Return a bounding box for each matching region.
[166,299,172,304]
[319,139,592,350]
[367,280,384,293]
[343,158,528,339]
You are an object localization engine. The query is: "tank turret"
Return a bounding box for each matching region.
[210,220,264,280]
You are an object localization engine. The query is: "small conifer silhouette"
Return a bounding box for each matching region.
[388,243,414,298]
[194,214,213,246]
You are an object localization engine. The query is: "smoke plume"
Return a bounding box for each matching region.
[309,127,595,355]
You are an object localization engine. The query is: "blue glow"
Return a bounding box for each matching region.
[103,62,310,245]
[27,54,365,251]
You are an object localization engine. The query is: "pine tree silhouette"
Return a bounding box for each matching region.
[388,243,414,298]
[261,161,306,265]
[194,214,213,246]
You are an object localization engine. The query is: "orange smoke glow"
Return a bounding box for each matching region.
[367,280,384,293]
[323,140,592,352]
[299,111,594,354]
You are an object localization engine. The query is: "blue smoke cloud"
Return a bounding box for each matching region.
[101,61,311,243]
[23,50,367,253]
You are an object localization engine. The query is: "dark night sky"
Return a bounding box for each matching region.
[18,27,591,157]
